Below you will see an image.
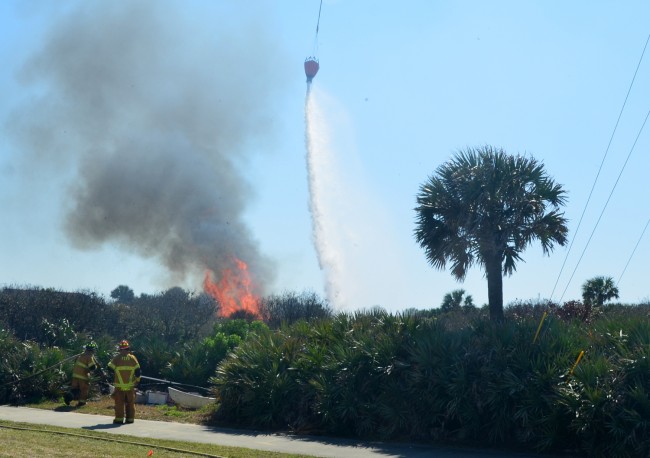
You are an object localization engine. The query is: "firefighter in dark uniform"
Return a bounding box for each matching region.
[64,342,100,407]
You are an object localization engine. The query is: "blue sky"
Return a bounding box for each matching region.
[1,0,650,312]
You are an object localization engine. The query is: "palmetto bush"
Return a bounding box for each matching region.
[211,325,309,429]
[313,310,420,437]
[0,330,71,403]
[162,319,267,389]
[164,333,240,388]
[211,306,650,456]
[556,317,650,457]
[401,317,575,447]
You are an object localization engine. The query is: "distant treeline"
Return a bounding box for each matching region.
[0,285,333,345]
[0,286,215,345]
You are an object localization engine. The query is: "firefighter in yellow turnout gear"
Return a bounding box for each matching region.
[107,340,141,424]
[64,342,99,407]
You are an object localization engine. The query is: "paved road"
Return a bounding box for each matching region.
[0,405,563,458]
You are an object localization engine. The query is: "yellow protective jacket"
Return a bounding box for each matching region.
[72,352,98,382]
[107,353,141,391]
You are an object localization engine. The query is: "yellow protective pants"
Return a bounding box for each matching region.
[113,389,136,422]
[70,379,90,402]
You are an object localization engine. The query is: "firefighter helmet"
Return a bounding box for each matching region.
[118,340,130,350]
[85,342,97,351]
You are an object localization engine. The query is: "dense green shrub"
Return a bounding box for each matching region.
[211,306,650,456]
[206,315,322,428]
[0,330,72,403]
[555,318,650,457]
[163,320,268,388]
[130,319,267,391]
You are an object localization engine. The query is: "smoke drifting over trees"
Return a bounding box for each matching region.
[6,1,288,292]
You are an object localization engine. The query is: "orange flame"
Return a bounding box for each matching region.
[203,257,262,319]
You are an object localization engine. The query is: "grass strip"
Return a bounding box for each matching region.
[0,423,225,457]
[0,419,312,458]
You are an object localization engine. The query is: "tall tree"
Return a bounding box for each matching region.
[110,285,134,304]
[414,146,569,321]
[581,276,619,307]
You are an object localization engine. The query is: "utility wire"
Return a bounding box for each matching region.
[549,32,650,301]
[140,375,212,394]
[316,0,323,34]
[558,107,650,302]
[1,353,82,387]
[312,0,323,56]
[617,217,650,285]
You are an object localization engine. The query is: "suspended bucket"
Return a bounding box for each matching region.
[304,57,319,83]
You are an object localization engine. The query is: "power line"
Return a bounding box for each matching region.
[1,352,82,387]
[558,107,650,302]
[617,217,650,286]
[548,32,650,302]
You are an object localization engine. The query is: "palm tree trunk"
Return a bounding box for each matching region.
[485,255,504,322]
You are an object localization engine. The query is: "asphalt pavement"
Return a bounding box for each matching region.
[0,405,566,458]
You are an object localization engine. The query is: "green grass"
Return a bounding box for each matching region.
[16,395,315,457]
[0,419,313,458]
[25,394,214,424]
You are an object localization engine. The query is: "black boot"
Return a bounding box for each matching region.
[63,392,73,406]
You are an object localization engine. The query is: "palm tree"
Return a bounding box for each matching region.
[414,146,569,321]
[440,289,474,312]
[581,276,619,307]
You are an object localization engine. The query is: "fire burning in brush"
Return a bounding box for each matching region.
[203,256,262,319]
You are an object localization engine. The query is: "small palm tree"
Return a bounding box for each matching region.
[414,146,569,321]
[440,289,473,312]
[581,276,619,307]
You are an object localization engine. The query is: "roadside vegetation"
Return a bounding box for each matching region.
[2,284,649,457]
[212,301,650,457]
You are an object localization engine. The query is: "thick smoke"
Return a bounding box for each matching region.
[7,1,286,291]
